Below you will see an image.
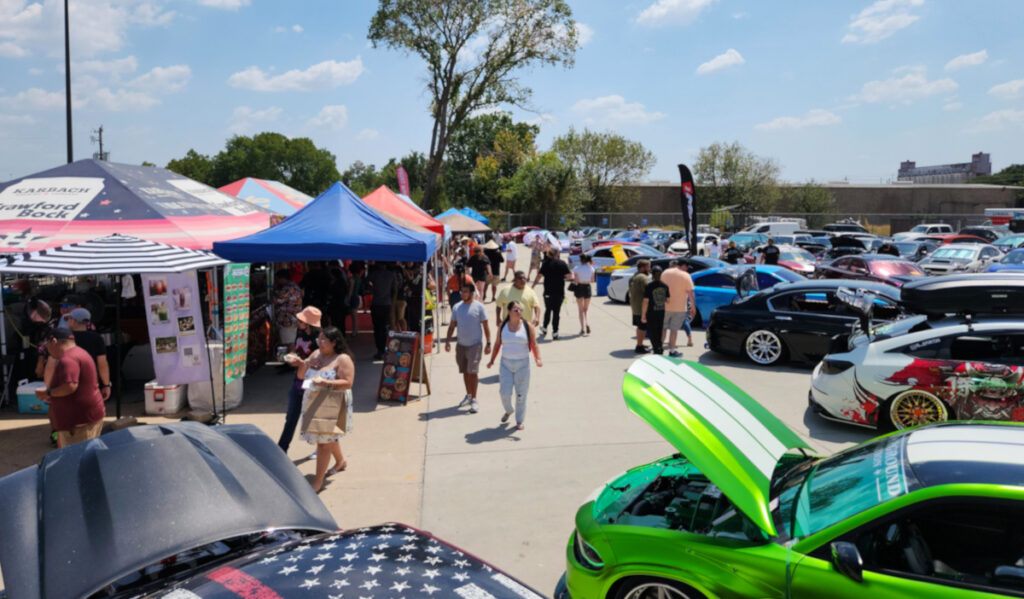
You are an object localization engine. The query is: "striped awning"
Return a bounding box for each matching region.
[0,234,228,276]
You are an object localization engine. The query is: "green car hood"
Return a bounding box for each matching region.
[623,356,810,536]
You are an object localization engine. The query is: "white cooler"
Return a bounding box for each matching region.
[16,381,48,415]
[144,380,187,415]
[187,343,243,412]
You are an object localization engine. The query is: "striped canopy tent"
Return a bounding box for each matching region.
[218,178,313,216]
[0,234,227,275]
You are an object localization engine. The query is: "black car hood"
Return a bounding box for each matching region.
[829,236,866,248]
[158,523,547,599]
[0,422,337,599]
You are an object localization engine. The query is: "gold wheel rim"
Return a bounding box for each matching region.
[892,392,946,429]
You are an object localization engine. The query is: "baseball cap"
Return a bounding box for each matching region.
[68,307,91,322]
[48,327,74,340]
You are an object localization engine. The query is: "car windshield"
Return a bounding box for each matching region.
[1002,251,1024,264]
[774,269,806,282]
[931,247,976,260]
[780,249,814,262]
[772,435,921,541]
[995,235,1024,247]
[869,260,924,277]
[894,242,921,255]
[909,225,930,233]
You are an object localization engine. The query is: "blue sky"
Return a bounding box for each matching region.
[2,0,1023,186]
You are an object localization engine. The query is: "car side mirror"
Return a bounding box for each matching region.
[831,541,864,583]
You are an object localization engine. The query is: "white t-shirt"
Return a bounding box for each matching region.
[505,242,518,261]
[573,264,596,284]
[500,321,530,360]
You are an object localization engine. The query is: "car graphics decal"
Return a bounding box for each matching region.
[885,360,1024,422]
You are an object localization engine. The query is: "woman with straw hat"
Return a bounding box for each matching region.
[277,306,321,452]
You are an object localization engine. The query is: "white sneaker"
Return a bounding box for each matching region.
[539,327,547,337]
[469,399,479,413]
[458,395,472,408]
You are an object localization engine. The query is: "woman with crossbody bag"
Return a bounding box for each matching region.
[486,300,542,431]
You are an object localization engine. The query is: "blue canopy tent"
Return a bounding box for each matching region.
[212,182,436,262]
[436,207,489,225]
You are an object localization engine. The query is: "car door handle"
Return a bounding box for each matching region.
[776,315,793,320]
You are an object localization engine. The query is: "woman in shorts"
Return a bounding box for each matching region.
[572,253,596,336]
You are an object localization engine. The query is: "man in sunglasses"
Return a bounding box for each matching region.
[445,282,491,413]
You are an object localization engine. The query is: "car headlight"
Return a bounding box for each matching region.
[573,529,604,570]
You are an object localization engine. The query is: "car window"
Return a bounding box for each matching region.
[756,272,783,288]
[695,273,736,288]
[769,291,842,314]
[898,335,954,359]
[834,258,852,268]
[850,499,1024,595]
[981,247,1000,259]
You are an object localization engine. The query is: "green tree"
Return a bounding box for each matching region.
[368,0,577,210]
[340,160,382,196]
[693,141,780,212]
[781,181,836,228]
[551,128,656,212]
[444,112,539,206]
[166,149,214,183]
[341,151,430,201]
[974,164,1024,186]
[501,151,581,218]
[471,126,537,209]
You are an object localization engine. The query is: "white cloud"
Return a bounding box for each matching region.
[989,79,1024,100]
[637,0,714,27]
[456,35,490,66]
[0,114,35,125]
[0,41,26,57]
[696,48,744,74]
[574,23,594,46]
[857,67,957,104]
[355,128,379,141]
[732,11,749,19]
[943,101,963,111]
[28,67,42,75]
[945,49,987,71]
[74,56,140,78]
[842,0,923,44]
[128,65,191,93]
[971,109,1024,132]
[308,105,348,130]
[0,87,69,110]
[89,87,160,111]
[228,106,282,133]
[571,95,665,125]
[228,57,364,92]
[525,113,556,126]
[197,0,250,9]
[274,24,303,33]
[755,109,841,131]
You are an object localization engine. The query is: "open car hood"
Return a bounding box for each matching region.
[0,422,337,599]
[829,236,866,248]
[623,356,810,536]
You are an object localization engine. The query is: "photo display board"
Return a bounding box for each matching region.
[141,271,210,385]
[377,330,418,404]
[223,263,250,383]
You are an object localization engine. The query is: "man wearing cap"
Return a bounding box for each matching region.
[39,327,105,448]
[278,306,321,452]
[64,308,112,400]
[482,238,504,302]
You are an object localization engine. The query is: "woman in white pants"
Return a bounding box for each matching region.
[487,300,542,430]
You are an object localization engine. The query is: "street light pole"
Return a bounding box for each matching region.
[64,0,73,163]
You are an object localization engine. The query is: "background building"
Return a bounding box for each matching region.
[897,152,992,183]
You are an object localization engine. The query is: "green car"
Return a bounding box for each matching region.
[557,356,1024,598]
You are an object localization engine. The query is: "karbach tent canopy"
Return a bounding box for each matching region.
[212,182,437,263]
[362,186,445,236]
[218,178,313,216]
[438,211,492,234]
[0,160,272,252]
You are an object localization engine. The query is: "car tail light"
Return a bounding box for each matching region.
[573,529,604,570]
[820,359,854,375]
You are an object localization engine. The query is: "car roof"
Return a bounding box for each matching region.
[759,279,900,297]
[907,424,1024,488]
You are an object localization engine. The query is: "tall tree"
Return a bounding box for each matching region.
[781,181,836,228]
[166,149,214,183]
[551,128,656,212]
[693,141,780,212]
[502,151,581,218]
[444,112,539,206]
[368,0,577,210]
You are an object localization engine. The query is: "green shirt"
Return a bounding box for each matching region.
[629,272,650,315]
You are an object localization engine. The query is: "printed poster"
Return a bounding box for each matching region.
[377,330,418,404]
[223,263,250,383]
[142,270,210,385]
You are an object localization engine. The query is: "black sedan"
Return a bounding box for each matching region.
[814,253,927,287]
[0,422,545,599]
[707,280,905,365]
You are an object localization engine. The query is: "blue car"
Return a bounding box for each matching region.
[987,248,1024,272]
[691,265,805,326]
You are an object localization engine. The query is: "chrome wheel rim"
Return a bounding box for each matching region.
[890,390,947,429]
[623,583,694,599]
[746,331,782,364]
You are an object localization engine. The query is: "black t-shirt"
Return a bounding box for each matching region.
[644,281,670,315]
[294,328,317,359]
[723,247,744,264]
[467,255,491,282]
[483,248,504,275]
[73,330,106,364]
[762,245,781,265]
[538,258,571,296]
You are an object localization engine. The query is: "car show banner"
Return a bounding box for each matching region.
[678,164,698,257]
[223,263,250,383]
[141,270,210,385]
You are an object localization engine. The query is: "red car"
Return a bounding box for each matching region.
[503,225,541,243]
[920,233,990,245]
[743,245,817,275]
[814,253,927,287]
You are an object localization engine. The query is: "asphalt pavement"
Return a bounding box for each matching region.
[0,265,876,596]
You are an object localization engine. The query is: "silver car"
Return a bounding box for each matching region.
[918,243,1003,274]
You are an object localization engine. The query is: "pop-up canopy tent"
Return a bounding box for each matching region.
[0,160,272,252]
[438,211,492,234]
[436,206,489,224]
[362,186,445,236]
[218,178,313,216]
[212,182,436,263]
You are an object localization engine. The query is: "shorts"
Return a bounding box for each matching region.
[665,311,687,330]
[632,313,647,330]
[530,253,541,268]
[279,325,298,344]
[57,420,103,448]
[392,300,407,324]
[573,283,592,299]
[455,343,483,374]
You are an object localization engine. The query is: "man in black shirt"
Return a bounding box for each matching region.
[641,266,670,354]
[759,238,781,265]
[533,248,572,339]
[64,308,111,400]
[466,247,491,301]
[723,240,744,264]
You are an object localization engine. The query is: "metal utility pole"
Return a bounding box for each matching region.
[64,0,73,163]
[91,125,108,161]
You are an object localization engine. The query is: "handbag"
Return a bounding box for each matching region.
[301,387,346,435]
[567,282,578,293]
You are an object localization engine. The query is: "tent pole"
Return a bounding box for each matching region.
[203,269,218,421]
[0,272,8,408]
[115,276,122,419]
[220,265,227,424]
[419,261,426,400]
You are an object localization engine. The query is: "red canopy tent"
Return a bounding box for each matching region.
[361,186,445,236]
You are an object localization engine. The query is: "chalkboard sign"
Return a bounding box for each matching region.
[377,330,419,404]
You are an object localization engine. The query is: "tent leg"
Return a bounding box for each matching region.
[419,262,426,400]
[203,269,218,420]
[0,273,8,408]
[115,277,122,419]
[220,265,227,424]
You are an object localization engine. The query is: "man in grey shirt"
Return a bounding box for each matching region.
[444,282,492,413]
[367,262,398,360]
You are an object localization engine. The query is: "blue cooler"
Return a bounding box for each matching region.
[17,381,48,415]
[595,272,611,296]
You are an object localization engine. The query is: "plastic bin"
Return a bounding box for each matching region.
[144,380,187,415]
[595,272,611,296]
[16,381,48,415]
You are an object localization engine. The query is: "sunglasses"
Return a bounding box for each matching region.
[511,308,522,313]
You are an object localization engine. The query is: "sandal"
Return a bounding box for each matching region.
[687,340,694,347]
[501,412,512,423]
[326,461,348,476]
[516,424,525,431]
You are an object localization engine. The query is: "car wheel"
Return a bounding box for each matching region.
[886,389,949,430]
[613,577,706,599]
[744,330,785,365]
